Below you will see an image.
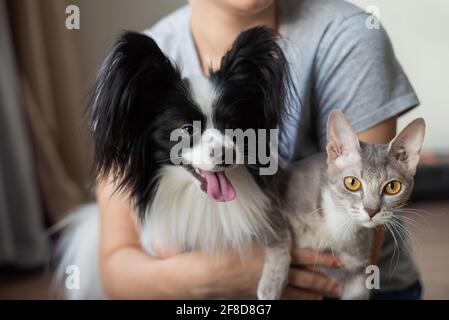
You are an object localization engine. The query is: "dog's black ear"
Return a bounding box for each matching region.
[211,26,292,129]
[89,31,181,182]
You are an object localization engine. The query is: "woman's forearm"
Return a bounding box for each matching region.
[101,245,265,299]
[96,178,230,299]
[100,246,216,299]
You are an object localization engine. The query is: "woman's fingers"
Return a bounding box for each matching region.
[291,248,340,268]
[282,286,323,300]
[288,267,341,298]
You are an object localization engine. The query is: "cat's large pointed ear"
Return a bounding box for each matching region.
[388,118,426,175]
[326,110,361,167]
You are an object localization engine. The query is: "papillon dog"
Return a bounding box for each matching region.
[55,26,294,299]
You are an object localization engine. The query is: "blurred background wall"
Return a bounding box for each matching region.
[70,0,184,91]
[348,0,449,153]
[72,0,449,153]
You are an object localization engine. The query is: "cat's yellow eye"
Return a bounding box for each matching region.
[344,176,361,192]
[385,181,402,195]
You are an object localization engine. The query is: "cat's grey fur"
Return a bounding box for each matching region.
[258,110,425,299]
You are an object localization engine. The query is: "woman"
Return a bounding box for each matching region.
[98,0,421,299]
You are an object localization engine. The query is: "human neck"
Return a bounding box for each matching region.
[190,1,277,74]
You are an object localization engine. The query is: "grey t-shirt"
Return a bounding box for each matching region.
[144,0,420,292]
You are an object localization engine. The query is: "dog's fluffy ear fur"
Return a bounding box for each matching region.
[210,26,293,130]
[88,32,183,211]
[209,26,295,194]
[89,32,181,178]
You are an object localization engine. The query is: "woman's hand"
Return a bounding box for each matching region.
[197,245,341,300]
[284,248,341,299]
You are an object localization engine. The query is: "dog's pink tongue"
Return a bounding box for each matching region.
[200,170,236,202]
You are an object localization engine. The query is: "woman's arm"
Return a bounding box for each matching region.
[97,178,266,299]
[358,117,397,144]
[97,177,341,299]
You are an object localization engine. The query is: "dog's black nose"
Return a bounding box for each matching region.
[212,146,236,167]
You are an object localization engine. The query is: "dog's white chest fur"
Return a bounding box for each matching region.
[140,166,273,256]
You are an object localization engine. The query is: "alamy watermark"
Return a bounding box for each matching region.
[365,5,381,30]
[64,264,380,293]
[365,265,380,290]
[65,265,80,291]
[65,5,80,30]
[169,122,280,176]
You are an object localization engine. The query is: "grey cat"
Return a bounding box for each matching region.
[258,110,425,299]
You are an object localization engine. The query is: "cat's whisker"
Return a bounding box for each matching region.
[390,217,420,251]
[393,207,428,216]
[329,216,354,267]
[389,218,421,266]
[399,208,427,213]
[313,234,331,273]
[396,204,442,217]
[311,215,352,272]
[384,222,400,276]
[393,210,430,228]
[388,219,415,257]
[392,214,423,229]
[398,204,431,212]
[389,225,402,275]
[311,225,335,273]
[393,213,420,223]
[307,205,350,215]
[394,204,432,216]
[305,207,326,216]
[340,216,355,242]
[393,214,426,233]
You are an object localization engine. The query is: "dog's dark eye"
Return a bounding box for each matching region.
[181,124,194,136]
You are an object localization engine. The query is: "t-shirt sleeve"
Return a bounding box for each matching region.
[314,13,419,147]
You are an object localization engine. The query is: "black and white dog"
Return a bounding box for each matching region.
[56,27,294,299]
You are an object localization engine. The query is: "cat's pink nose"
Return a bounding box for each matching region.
[364,207,380,219]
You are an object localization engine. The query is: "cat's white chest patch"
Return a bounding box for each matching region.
[293,187,360,252]
[291,212,327,250]
[321,187,359,245]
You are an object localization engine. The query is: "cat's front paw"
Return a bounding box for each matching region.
[341,274,370,300]
[257,242,291,300]
[257,282,283,300]
[341,290,370,300]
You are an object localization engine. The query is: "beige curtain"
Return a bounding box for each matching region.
[0,0,48,267]
[7,0,92,223]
